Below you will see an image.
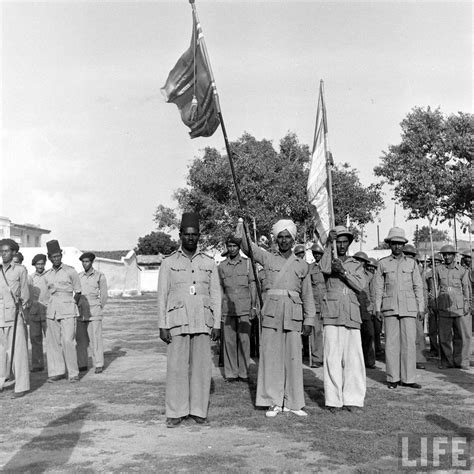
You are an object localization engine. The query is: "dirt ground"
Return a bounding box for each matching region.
[0,294,472,472]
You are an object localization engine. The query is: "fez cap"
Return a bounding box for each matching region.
[353,251,370,263]
[334,226,354,244]
[310,243,324,254]
[440,244,456,254]
[294,244,305,255]
[32,254,47,265]
[0,238,20,252]
[384,227,408,244]
[80,252,96,261]
[46,239,62,255]
[180,212,200,230]
[403,244,417,256]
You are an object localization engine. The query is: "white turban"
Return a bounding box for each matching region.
[272,219,297,240]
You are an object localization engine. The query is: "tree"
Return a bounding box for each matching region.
[374,107,473,221]
[414,225,449,243]
[153,204,178,231]
[174,132,384,247]
[135,231,179,255]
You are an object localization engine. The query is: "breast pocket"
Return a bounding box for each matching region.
[170,266,187,284]
[197,266,212,283]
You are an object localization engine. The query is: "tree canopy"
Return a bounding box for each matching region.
[414,225,449,244]
[135,231,179,255]
[173,132,384,247]
[374,107,473,221]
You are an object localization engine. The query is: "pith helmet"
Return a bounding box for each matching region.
[353,251,370,263]
[334,226,354,244]
[384,227,408,244]
[440,244,456,254]
[310,243,324,254]
[367,258,378,267]
[434,253,443,262]
[403,244,417,256]
[459,248,472,258]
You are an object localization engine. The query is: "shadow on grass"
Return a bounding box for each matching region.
[422,360,474,394]
[426,414,473,438]
[2,402,95,472]
[103,345,127,371]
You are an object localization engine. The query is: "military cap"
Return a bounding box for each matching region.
[459,248,472,258]
[180,212,199,230]
[32,253,47,265]
[384,227,408,244]
[0,238,20,252]
[367,257,378,267]
[46,239,62,255]
[310,243,324,254]
[439,244,456,254]
[225,234,241,247]
[294,244,306,256]
[79,252,96,261]
[434,252,443,262]
[353,251,370,263]
[403,244,417,256]
[14,252,24,263]
[334,226,354,244]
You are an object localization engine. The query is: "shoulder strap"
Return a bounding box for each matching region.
[1,266,20,304]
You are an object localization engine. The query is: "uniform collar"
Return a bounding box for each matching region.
[225,255,242,265]
[177,246,204,260]
[1,261,15,272]
[35,270,46,277]
[84,267,96,276]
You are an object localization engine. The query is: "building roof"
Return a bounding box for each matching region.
[88,250,130,261]
[136,254,164,266]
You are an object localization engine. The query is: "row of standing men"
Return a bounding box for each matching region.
[0,238,108,397]
[157,213,472,427]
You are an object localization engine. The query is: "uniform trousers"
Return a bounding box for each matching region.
[256,327,305,410]
[46,317,79,378]
[460,313,472,368]
[76,319,104,369]
[415,315,427,363]
[428,309,439,355]
[360,318,375,367]
[30,318,47,370]
[223,315,250,379]
[323,325,366,407]
[384,316,416,383]
[374,317,383,354]
[0,320,30,393]
[166,333,211,419]
[311,312,323,364]
[438,316,463,367]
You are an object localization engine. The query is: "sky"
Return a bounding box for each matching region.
[1,0,472,251]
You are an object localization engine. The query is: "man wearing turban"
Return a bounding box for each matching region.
[236,218,315,418]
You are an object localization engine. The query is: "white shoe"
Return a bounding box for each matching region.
[265,405,283,418]
[290,409,308,416]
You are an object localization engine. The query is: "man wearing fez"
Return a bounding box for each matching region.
[158,213,221,428]
[76,252,108,374]
[436,245,470,369]
[28,254,49,372]
[0,239,30,397]
[321,227,366,411]
[309,243,325,368]
[44,240,82,382]
[374,228,424,389]
[218,235,257,382]
[236,218,315,418]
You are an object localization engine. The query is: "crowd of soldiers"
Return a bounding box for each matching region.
[158,213,473,427]
[0,238,108,397]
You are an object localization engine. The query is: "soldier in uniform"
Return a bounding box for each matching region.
[158,213,221,428]
[44,240,82,383]
[309,243,325,368]
[236,218,315,417]
[28,254,49,372]
[374,228,424,389]
[0,239,30,397]
[353,251,377,369]
[403,244,427,369]
[13,252,24,265]
[294,244,306,260]
[321,227,366,411]
[436,245,470,369]
[218,235,257,382]
[426,253,443,357]
[76,252,108,374]
[459,249,473,335]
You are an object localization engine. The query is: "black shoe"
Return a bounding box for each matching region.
[365,364,376,369]
[69,376,80,383]
[225,377,238,383]
[238,377,249,382]
[79,366,88,372]
[190,415,207,424]
[343,405,363,412]
[31,367,44,373]
[47,374,65,383]
[326,406,341,413]
[387,381,399,389]
[416,363,426,369]
[95,367,103,374]
[166,417,183,428]
[400,382,422,389]
[11,391,27,399]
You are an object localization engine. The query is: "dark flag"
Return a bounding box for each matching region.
[161,11,220,139]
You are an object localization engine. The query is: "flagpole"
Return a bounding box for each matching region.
[189,0,263,312]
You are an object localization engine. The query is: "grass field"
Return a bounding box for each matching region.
[0,294,472,472]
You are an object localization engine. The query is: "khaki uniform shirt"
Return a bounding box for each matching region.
[320,246,366,328]
[28,271,49,321]
[45,264,81,320]
[251,243,315,331]
[309,262,326,313]
[358,271,375,321]
[374,255,424,317]
[218,256,254,317]
[157,247,222,336]
[79,268,108,321]
[0,262,29,327]
[435,263,470,318]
